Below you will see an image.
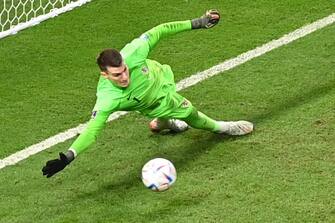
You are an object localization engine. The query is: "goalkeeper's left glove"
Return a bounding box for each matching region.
[191,9,221,29]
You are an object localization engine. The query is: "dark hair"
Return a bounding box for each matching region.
[96,48,122,71]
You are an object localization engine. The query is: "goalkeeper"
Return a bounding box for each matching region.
[42,10,253,178]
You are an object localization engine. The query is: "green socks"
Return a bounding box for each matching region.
[182,109,220,132]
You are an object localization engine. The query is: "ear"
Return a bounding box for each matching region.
[100,71,108,77]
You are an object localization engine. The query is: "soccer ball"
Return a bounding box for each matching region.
[141,158,177,192]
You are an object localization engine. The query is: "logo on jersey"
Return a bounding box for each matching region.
[181,99,191,108]
[140,33,149,41]
[141,66,149,74]
[91,110,98,119]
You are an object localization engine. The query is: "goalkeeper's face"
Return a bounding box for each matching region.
[101,63,130,87]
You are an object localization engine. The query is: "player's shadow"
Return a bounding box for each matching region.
[137,81,335,219]
[73,80,334,202]
[246,81,335,123]
[73,132,237,201]
[135,81,335,220]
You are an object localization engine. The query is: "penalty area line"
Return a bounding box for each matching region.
[1,12,335,170]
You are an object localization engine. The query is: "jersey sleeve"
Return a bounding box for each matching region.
[69,110,111,156]
[69,94,119,156]
[121,20,192,69]
[144,20,192,50]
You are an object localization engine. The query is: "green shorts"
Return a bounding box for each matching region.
[140,64,194,119]
[145,91,194,119]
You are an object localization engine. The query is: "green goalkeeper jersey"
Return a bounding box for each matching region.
[70,20,192,156]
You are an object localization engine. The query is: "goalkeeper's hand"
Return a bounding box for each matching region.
[191,9,220,29]
[42,151,73,178]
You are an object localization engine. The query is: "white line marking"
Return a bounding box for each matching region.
[1,13,334,170]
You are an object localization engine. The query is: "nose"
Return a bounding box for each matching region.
[120,71,128,81]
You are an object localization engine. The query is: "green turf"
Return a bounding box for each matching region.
[0,0,335,222]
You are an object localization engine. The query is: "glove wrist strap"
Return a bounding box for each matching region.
[191,18,206,29]
[65,150,75,164]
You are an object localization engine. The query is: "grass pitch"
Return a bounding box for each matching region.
[0,0,334,222]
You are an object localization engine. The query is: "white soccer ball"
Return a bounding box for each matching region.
[141,158,177,192]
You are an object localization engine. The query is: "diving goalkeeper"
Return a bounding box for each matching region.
[42,10,253,178]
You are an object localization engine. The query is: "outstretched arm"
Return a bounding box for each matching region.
[142,20,192,50]
[42,110,111,178]
[145,9,221,50]
[69,110,111,156]
[121,9,220,69]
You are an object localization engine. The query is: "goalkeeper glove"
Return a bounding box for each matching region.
[191,9,221,29]
[42,151,74,178]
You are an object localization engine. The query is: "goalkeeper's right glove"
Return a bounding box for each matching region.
[42,151,74,178]
[191,9,221,29]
